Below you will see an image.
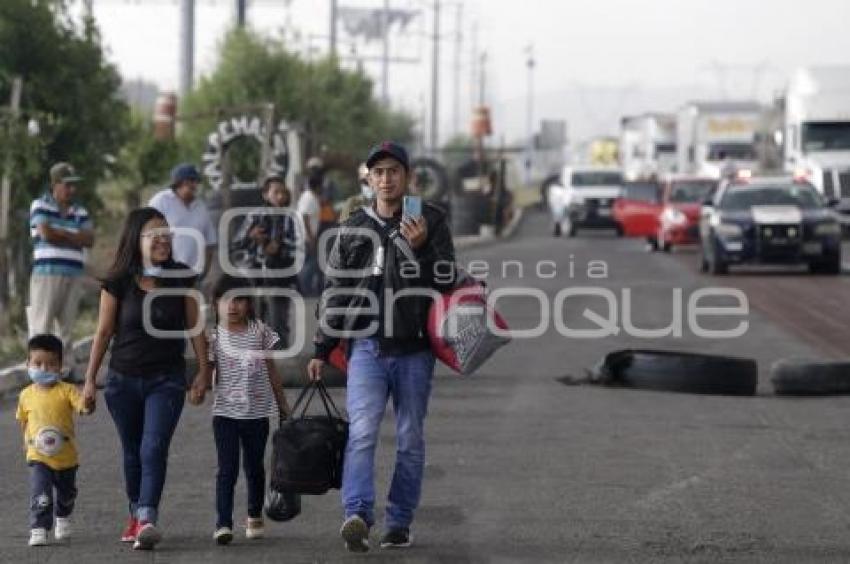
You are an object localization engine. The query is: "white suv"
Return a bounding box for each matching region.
[547,165,623,236]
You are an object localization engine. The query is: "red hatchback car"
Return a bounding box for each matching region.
[614,177,717,251]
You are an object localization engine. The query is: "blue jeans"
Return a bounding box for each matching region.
[212,416,269,528]
[29,462,77,530]
[104,369,185,524]
[298,252,323,297]
[342,338,435,530]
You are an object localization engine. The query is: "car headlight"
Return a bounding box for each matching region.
[662,208,687,225]
[814,222,841,236]
[714,222,743,238]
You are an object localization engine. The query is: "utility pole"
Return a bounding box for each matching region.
[0,77,23,326]
[479,51,487,106]
[430,0,440,151]
[381,0,390,104]
[470,21,478,111]
[329,0,338,57]
[235,0,247,27]
[179,0,195,97]
[452,2,462,138]
[525,44,535,185]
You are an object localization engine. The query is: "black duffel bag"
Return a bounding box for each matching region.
[270,380,348,495]
[264,486,301,522]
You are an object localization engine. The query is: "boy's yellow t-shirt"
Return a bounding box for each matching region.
[15,381,86,470]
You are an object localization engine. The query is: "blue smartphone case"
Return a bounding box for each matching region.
[403,196,422,219]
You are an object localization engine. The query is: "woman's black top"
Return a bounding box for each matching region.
[102,261,198,377]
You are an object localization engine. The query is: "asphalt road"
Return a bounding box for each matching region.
[2,209,850,562]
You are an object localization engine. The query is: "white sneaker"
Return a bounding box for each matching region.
[54,517,72,541]
[245,518,264,540]
[213,526,233,545]
[29,528,48,547]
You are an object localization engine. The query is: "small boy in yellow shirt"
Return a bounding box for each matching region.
[15,334,89,547]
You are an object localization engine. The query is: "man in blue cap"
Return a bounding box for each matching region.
[148,163,217,279]
[308,141,458,553]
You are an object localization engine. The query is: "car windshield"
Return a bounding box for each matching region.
[707,143,755,160]
[571,171,623,187]
[802,122,850,152]
[622,182,661,203]
[719,185,824,210]
[655,143,676,154]
[669,180,716,203]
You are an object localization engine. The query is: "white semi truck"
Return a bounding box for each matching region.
[619,113,677,180]
[676,101,762,178]
[782,66,850,212]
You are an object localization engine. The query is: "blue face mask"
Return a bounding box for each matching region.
[28,368,60,386]
[142,265,165,278]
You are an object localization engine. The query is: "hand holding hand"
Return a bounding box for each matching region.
[82,380,97,414]
[188,372,208,405]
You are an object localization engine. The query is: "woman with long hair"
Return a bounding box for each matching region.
[81,207,209,550]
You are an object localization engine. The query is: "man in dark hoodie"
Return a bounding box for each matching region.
[307,142,456,553]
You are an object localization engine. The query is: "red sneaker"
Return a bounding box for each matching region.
[121,517,139,543]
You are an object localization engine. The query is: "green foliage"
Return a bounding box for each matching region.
[0,0,130,212]
[113,112,177,208]
[179,29,415,172]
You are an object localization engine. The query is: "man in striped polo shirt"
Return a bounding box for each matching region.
[28,162,94,369]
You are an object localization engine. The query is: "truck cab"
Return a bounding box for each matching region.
[783,66,850,222]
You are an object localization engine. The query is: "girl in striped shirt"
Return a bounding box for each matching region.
[190,275,290,545]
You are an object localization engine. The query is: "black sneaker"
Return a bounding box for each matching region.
[340,515,370,553]
[380,528,412,549]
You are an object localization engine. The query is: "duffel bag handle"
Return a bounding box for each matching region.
[290,380,346,421]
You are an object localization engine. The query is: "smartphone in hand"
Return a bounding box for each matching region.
[403,195,422,220]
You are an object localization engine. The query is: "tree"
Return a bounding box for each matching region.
[113,112,177,210]
[0,0,130,324]
[179,30,414,177]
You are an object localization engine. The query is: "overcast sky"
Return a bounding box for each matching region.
[78,0,850,143]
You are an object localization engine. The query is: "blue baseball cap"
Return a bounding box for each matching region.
[366,141,409,171]
[170,163,201,187]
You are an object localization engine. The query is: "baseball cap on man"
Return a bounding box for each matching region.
[262,173,287,189]
[366,141,409,171]
[49,162,81,185]
[170,163,201,187]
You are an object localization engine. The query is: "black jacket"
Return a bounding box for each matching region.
[313,202,456,360]
[230,203,297,273]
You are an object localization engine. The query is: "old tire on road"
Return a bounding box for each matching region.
[771,359,850,395]
[592,349,758,396]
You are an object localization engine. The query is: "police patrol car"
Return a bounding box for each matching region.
[699,173,843,275]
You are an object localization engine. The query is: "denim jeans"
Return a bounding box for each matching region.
[29,462,77,530]
[342,338,435,530]
[298,252,323,297]
[104,369,185,524]
[212,416,270,528]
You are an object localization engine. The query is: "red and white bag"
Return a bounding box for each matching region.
[427,278,510,375]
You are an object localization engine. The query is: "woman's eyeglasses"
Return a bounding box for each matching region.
[141,229,174,242]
